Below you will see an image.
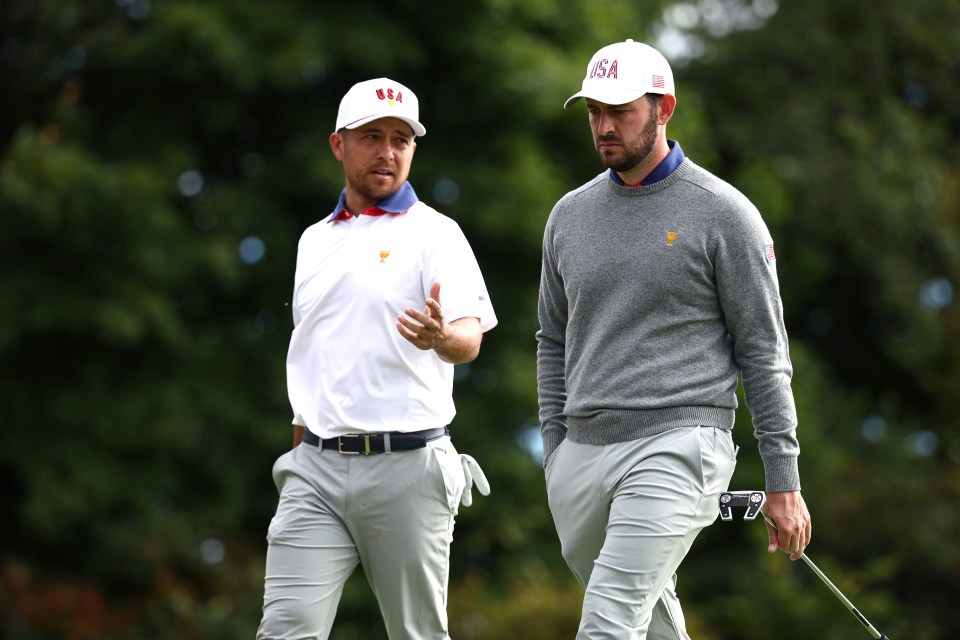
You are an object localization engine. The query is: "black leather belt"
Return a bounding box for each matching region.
[301,427,449,455]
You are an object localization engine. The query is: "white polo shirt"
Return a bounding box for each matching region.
[286,184,497,438]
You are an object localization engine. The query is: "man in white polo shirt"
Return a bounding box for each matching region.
[257,77,497,640]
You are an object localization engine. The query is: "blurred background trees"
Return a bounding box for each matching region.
[1,0,958,638]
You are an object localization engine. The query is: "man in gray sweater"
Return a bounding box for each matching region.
[537,39,812,639]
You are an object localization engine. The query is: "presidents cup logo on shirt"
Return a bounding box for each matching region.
[379,250,390,263]
[375,87,403,105]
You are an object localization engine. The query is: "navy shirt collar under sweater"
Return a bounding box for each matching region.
[609,139,684,187]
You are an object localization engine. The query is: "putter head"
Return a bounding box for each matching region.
[719,490,766,521]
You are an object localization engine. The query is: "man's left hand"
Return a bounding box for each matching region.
[397,281,448,351]
[397,282,482,363]
[763,490,812,561]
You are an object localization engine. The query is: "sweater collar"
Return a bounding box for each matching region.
[610,139,685,187]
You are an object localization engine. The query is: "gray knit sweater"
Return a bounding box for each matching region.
[536,158,800,492]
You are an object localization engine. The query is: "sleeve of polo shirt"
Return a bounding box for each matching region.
[424,219,497,333]
[290,227,315,328]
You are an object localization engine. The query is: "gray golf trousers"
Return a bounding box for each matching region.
[545,425,737,639]
[257,434,465,640]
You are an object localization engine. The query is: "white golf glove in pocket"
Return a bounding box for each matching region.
[459,454,490,507]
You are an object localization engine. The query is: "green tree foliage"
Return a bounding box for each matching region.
[1,0,957,638]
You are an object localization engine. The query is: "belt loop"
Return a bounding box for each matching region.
[383,432,392,454]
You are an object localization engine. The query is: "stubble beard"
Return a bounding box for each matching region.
[353,180,395,203]
[348,168,402,205]
[597,115,658,173]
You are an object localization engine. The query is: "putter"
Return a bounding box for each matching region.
[719,491,891,640]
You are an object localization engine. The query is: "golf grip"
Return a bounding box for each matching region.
[762,515,887,640]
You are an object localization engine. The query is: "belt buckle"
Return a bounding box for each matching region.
[338,434,373,455]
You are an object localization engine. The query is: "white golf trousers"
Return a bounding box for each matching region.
[257,435,465,640]
[546,426,737,640]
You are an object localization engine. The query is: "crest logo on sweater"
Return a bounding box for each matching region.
[666,231,679,246]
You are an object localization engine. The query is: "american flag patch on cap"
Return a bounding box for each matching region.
[764,243,776,261]
[652,74,665,88]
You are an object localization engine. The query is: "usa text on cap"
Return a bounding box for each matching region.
[564,39,675,108]
[335,77,426,137]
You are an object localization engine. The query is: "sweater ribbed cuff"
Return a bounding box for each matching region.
[764,456,801,492]
[541,427,567,469]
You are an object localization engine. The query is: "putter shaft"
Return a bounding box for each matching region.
[762,515,888,640]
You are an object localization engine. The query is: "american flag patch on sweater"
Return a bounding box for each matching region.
[764,243,776,261]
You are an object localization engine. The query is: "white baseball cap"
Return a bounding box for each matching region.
[335,77,426,137]
[564,39,675,108]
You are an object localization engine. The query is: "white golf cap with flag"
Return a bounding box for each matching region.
[335,77,426,137]
[564,39,675,108]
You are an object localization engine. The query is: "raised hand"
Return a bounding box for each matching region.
[397,281,447,351]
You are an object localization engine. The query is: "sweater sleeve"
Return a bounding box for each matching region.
[713,196,801,492]
[536,209,569,467]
